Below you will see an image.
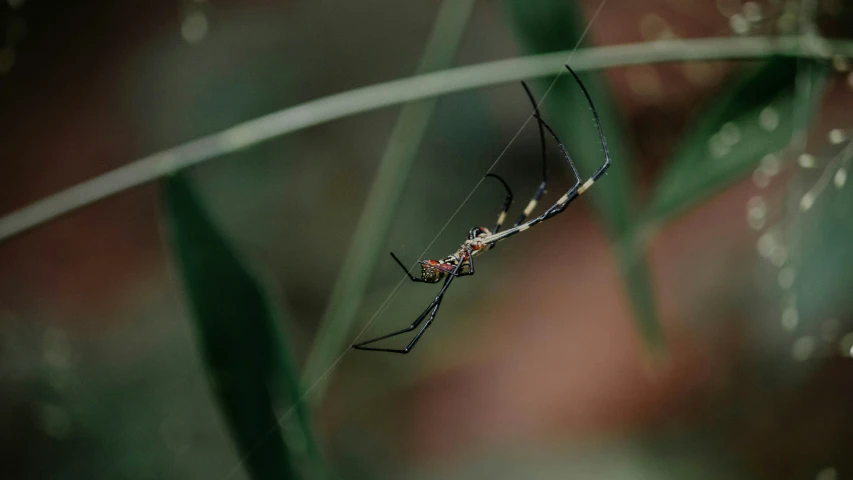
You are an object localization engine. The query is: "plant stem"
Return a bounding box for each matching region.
[1,35,852,243]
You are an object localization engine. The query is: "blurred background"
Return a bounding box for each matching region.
[2,0,853,479]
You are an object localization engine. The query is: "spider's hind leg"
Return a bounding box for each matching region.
[353,258,464,354]
[351,295,445,354]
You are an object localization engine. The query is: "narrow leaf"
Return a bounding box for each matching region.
[163,173,314,480]
[646,59,828,225]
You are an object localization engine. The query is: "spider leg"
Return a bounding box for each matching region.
[533,117,581,219]
[484,174,513,234]
[564,63,611,180]
[400,297,445,353]
[541,64,612,219]
[390,252,424,283]
[454,252,475,277]
[352,260,464,354]
[482,64,611,247]
[351,297,443,353]
[512,81,555,227]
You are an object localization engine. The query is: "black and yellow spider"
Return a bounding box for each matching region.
[353,65,611,354]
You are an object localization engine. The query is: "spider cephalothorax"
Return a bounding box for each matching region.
[467,226,491,241]
[352,64,612,354]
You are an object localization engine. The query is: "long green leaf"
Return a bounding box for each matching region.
[646,59,828,225]
[163,173,319,480]
[4,37,852,243]
[302,0,476,393]
[502,0,665,352]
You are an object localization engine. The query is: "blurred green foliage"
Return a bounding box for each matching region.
[160,4,835,480]
[797,146,853,328]
[647,59,827,225]
[164,173,321,480]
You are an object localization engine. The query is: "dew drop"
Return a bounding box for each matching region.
[743,1,762,22]
[756,231,777,258]
[770,246,788,267]
[759,107,779,131]
[798,153,816,168]
[760,153,781,175]
[729,13,750,34]
[716,0,741,17]
[827,128,847,144]
[639,14,674,41]
[800,192,815,211]
[181,11,208,43]
[682,62,720,87]
[840,333,853,357]
[782,306,798,331]
[791,336,816,361]
[747,196,767,230]
[753,167,770,188]
[708,133,729,158]
[720,122,741,146]
[778,266,795,289]
[626,66,663,103]
[834,168,847,189]
[777,12,797,33]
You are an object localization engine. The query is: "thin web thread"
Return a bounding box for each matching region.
[221,2,608,478]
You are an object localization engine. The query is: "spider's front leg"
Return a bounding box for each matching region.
[390,252,424,283]
[512,81,555,228]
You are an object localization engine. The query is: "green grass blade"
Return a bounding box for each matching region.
[163,173,318,480]
[3,38,852,244]
[302,0,476,394]
[645,59,828,226]
[503,0,665,353]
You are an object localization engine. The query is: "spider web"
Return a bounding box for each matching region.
[220,1,611,479]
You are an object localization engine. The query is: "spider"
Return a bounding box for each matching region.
[352,65,611,354]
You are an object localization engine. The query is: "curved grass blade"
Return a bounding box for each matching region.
[3,37,852,244]
[503,0,665,354]
[645,59,828,226]
[163,173,321,480]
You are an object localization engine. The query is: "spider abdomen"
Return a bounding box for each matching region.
[420,259,457,283]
